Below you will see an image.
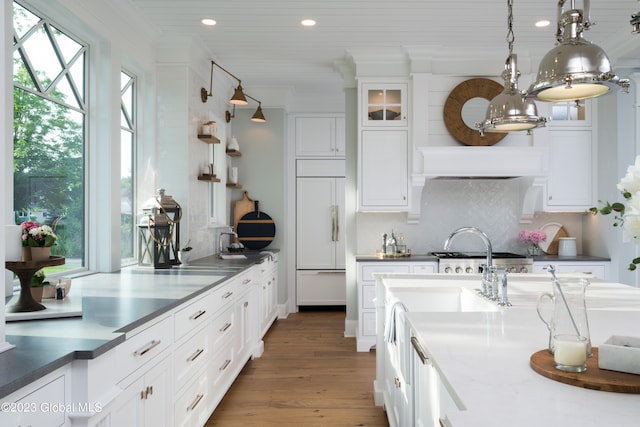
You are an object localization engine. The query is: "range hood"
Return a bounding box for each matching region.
[417,146,548,179]
[407,146,549,223]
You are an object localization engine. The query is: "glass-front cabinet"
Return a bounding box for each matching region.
[361,83,408,127]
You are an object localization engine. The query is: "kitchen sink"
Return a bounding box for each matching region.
[389,286,500,312]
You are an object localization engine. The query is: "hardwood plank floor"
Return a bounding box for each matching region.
[205,309,389,426]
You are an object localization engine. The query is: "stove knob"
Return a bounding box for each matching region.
[465,266,474,273]
[455,266,463,274]
[444,266,453,273]
[519,266,529,273]
[508,267,517,273]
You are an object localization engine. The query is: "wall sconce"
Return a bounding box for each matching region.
[201,60,248,105]
[224,93,266,123]
[201,60,266,123]
[632,1,640,33]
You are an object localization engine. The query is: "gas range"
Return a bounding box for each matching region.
[431,251,532,274]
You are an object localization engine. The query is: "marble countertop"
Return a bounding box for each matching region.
[381,274,640,427]
[0,251,274,399]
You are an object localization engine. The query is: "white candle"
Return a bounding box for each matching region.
[4,225,22,261]
[554,337,587,366]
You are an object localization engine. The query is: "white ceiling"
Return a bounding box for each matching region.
[127,0,640,105]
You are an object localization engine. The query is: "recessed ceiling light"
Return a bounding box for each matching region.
[201,18,217,26]
[301,19,316,27]
[535,20,550,28]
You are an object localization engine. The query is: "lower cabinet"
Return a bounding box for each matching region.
[532,260,610,280]
[62,258,278,427]
[357,261,437,352]
[109,354,172,427]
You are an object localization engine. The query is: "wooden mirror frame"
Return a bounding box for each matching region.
[443,78,507,146]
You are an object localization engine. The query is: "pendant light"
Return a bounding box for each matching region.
[631,0,640,33]
[477,0,546,134]
[528,0,629,102]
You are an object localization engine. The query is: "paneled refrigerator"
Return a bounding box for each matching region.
[296,160,346,305]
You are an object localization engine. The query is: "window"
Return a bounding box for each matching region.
[13,1,87,270]
[120,71,136,266]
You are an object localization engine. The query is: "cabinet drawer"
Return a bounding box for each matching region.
[4,374,66,427]
[362,284,376,309]
[174,292,213,341]
[116,315,173,380]
[174,371,210,427]
[174,325,210,393]
[211,305,236,349]
[210,344,236,391]
[361,264,410,281]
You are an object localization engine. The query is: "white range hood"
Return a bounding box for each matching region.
[417,146,548,178]
[408,146,549,223]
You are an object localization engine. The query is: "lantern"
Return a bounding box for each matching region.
[137,189,182,268]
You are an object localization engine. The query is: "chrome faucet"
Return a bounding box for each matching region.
[218,226,238,257]
[444,226,493,294]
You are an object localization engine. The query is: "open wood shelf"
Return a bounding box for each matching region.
[226,183,242,189]
[226,149,242,157]
[197,135,221,144]
[198,175,221,182]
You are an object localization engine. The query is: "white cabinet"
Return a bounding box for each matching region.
[0,368,68,427]
[258,254,278,337]
[358,130,409,211]
[297,177,345,269]
[296,270,346,306]
[294,115,345,157]
[410,335,459,427]
[361,83,408,127]
[532,260,609,280]
[110,354,172,427]
[545,129,595,210]
[356,261,437,352]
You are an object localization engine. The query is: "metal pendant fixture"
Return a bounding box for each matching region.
[529,0,629,102]
[477,0,546,134]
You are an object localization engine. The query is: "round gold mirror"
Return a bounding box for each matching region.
[443,78,507,146]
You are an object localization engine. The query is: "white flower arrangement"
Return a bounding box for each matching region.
[590,155,640,270]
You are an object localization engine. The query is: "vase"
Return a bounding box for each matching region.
[30,286,44,302]
[178,251,191,266]
[527,244,542,256]
[22,246,32,261]
[30,247,51,261]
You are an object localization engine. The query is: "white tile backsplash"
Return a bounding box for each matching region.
[356,178,583,255]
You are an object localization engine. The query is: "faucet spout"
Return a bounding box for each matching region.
[444,226,493,268]
[218,226,238,257]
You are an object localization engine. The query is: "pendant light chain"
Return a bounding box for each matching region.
[506,0,515,56]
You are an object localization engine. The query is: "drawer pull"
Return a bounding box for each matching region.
[134,339,161,357]
[189,310,206,320]
[242,279,252,284]
[187,348,205,362]
[187,393,204,412]
[222,291,233,299]
[411,336,430,365]
[220,322,232,332]
[219,359,231,371]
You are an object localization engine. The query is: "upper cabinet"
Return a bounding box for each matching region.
[361,83,408,127]
[294,115,345,157]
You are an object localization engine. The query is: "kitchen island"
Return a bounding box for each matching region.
[375,273,640,427]
[1,251,279,426]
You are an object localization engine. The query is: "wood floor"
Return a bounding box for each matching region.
[205,309,389,426]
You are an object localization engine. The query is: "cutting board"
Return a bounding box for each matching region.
[530,348,640,393]
[236,201,276,250]
[233,191,255,233]
[540,223,570,255]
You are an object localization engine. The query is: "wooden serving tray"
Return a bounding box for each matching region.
[530,348,640,393]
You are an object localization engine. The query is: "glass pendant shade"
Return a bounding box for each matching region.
[529,7,627,101]
[251,104,266,122]
[230,84,248,105]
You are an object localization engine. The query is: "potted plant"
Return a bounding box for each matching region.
[20,220,57,261]
[178,242,193,266]
[30,269,50,302]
